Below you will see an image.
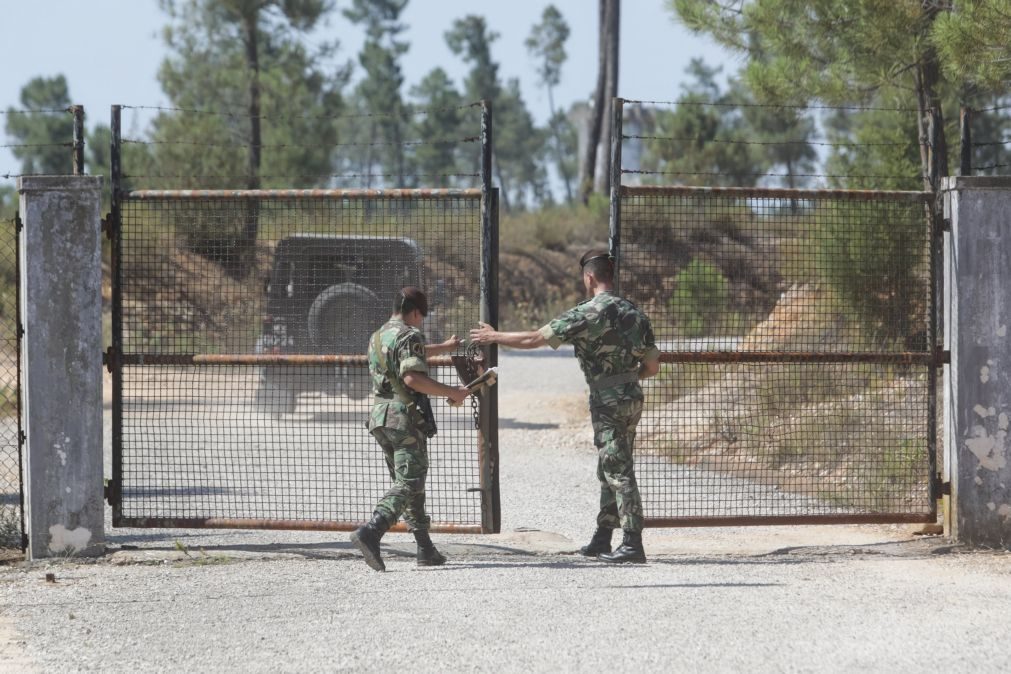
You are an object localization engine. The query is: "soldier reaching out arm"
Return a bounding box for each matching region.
[350,287,471,572]
[470,250,660,563]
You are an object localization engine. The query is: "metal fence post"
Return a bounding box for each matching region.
[109,105,123,516]
[959,106,972,177]
[608,97,624,290]
[72,105,85,176]
[478,100,500,533]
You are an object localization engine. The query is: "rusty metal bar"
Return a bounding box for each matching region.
[622,184,932,203]
[658,350,940,365]
[644,513,937,528]
[14,212,26,552]
[71,105,84,175]
[124,188,482,200]
[109,105,123,512]
[114,517,482,534]
[120,353,455,367]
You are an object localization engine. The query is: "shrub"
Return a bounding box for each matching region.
[669,258,730,337]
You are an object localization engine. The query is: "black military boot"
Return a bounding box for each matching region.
[349,512,391,572]
[579,527,614,557]
[413,529,447,567]
[598,530,646,564]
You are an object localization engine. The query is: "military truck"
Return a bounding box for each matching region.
[253,235,425,415]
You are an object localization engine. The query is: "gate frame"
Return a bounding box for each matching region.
[106,102,500,534]
[608,97,944,527]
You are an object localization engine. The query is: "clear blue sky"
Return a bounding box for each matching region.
[1,0,735,175]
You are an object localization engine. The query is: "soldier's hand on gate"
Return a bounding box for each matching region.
[440,334,462,350]
[447,386,471,405]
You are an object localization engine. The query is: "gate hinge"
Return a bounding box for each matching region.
[934,477,951,497]
[14,211,22,232]
[21,532,29,551]
[104,480,118,505]
[100,214,114,239]
[18,430,25,446]
[103,346,117,372]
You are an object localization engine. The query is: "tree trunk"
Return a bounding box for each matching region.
[596,0,620,195]
[914,5,948,193]
[494,156,512,212]
[579,0,609,204]
[240,11,262,279]
[548,87,574,203]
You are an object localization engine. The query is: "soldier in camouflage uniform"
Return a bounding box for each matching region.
[470,250,660,563]
[350,287,471,572]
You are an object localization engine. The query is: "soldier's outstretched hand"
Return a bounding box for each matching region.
[469,322,497,345]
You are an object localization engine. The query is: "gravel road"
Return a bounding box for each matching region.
[2,347,1010,672]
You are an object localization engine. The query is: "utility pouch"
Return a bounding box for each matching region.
[412,395,438,439]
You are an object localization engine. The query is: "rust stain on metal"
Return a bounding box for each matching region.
[124,188,482,200]
[121,353,455,367]
[622,184,931,203]
[644,513,936,527]
[658,351,935,365]
[115,516,482,534]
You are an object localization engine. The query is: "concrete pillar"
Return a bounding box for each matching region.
[17,175,104,559]
[943,176,1011,549]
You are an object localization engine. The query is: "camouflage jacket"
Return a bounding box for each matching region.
[367,317,430,433]
[539,290,660,407]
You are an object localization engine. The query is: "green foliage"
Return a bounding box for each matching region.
[526,5,574,202]
[933,0,1011,91]
[0,507,21,550]
[408,68,465,187]
[670,258,729,337]
[0,186,16,220]
[4,75,74,175]
[446,14,546,210]
[500,201,607,253]
[822,104,922,190]
[153,0,346,268]
[343,0,409,186]
[815,201,926,346]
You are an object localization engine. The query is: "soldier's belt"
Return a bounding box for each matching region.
[588,371,640,392]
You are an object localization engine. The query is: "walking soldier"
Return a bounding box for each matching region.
[470,250,660,563]
[350,287,471,571]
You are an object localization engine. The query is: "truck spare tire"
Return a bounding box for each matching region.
[307,282,386,354]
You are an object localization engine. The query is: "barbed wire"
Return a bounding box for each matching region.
[973,163,1010,171]
[972,139,1011,147]
[121,136,478,150]
[1,172,22,179]
[974,103,1011,113]
[622,98,920,113]
[627,134,910,148]
[121,101,484,122]
[0,142,73,150]
[0,108,72,116]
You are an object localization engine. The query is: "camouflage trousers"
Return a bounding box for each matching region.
[591,398,644,533]
[370,426,431,531]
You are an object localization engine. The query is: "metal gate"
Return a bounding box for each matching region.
[1,212,25,553]
[107,107,500,534]
[610,100,941,526]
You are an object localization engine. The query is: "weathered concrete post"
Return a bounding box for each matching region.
[943,176,1011,549]
[17,175,104,559]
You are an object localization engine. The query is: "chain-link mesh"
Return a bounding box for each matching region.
[0,215,23,551]
[619,186,936,522]
[115,191,488,531]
